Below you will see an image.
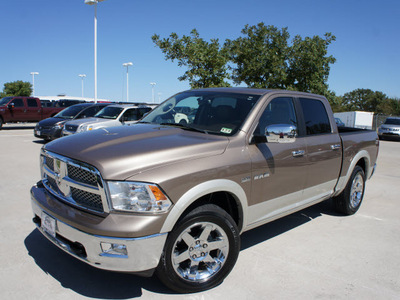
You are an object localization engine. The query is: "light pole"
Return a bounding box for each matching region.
[78,74,86,97]
[158,92,162,103]
[30,72,39,96]
[150,82,156,103]
[84,0,106,103]
[123,62,133,102]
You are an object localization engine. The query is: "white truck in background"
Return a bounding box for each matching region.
[334,111,374,130]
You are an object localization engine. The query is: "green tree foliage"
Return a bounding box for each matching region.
[287,33,336,95]
[152,29,231,89]
[0,80,32,97]
[225,24,290,89]
[341,88,400,115]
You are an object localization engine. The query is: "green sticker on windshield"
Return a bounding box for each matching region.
[221,127,232,134]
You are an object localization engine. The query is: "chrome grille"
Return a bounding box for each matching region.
[45,156,54,171]
[71,187,103,212]
[41,150,108,214]
[67,164,97,186]
[65,124,78,132]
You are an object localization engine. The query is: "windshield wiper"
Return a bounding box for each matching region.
[159,123,208,134]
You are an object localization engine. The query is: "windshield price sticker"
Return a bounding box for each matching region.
[220,127,232,134]
[41,212,56,238]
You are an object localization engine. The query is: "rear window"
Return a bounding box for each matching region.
[300,98,331,135]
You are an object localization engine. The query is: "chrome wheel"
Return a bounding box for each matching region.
[350,173,364,209]
[171,221,229,282]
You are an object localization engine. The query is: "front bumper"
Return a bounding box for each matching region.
[34,127,62,140]
[30,184,168,275]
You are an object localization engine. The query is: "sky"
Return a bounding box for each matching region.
[1,0,399,103]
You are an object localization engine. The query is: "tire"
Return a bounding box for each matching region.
[156,204,240,293]
[334,166,365,215]
[0,117,3,129]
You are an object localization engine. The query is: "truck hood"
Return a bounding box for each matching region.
[44,123,229,180]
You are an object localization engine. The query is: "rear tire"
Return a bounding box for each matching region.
[334,166,365,215]
[0,117,3,129]
[156,204,240,293]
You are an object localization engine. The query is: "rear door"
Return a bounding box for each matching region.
[26,98,41,121]
[299,97,342,200]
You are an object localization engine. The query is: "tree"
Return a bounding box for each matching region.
[0,81,32,97]
[342,89,386,112]
[287,33,336,95]
[153,24,336,94]
[152,29,231,88]
[225,23,290,89]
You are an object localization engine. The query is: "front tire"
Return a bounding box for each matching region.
[334,166,365,215]
[156,204,240,293]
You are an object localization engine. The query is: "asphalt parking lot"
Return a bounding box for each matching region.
[0,123,399,300]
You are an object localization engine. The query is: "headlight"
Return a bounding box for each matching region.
[77,124,93,133]
[54,121,65,129]
[107,181,172,213]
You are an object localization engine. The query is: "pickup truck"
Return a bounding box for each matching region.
[0,96,63,129]
[30,88,379,293]
[62,104,153,136]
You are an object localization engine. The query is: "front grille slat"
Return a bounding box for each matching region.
[41,151,107,214]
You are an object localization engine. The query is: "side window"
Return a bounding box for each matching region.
[122,109,137,121]
[81,106,97,117]
[256,97,297,135]
[13,98,24,107]
[299,98,331,135]
[27,99,38,107]
[138,107,151,119]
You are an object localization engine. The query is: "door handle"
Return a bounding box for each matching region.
[292,150,305,157]
[330,144,341,150]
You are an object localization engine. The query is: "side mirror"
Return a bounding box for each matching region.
[265,124,297,143]
[8,103,14,109]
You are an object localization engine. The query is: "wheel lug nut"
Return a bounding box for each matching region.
[203,244,208,248]
[192,254,197,259]
[196,240,200,245]
[201,252,205,256]
[189,247,194,251]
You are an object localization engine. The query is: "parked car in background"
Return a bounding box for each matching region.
[0,96,64,129]
[335,117,345,127]
[378,117,400,140]
[34,103,111,141]
[62,104,152,136]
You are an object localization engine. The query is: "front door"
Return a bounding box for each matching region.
[248,97,308,227]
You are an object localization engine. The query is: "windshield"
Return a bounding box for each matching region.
[0,97,13,106]
[140,90,261,136]
[54,105,88,119]
[384,118,400,125]
[94,107,124,119]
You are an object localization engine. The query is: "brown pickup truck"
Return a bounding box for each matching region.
[30,88,379,293]
[0,96,64,128]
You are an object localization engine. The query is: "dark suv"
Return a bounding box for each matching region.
[34,103,111,141]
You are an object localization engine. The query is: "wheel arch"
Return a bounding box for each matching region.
[334,150,371,196]
[160,179,248,234]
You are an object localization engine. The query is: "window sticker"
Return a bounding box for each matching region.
[220,127,232,134]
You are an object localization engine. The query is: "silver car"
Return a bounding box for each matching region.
[62,104,153,136]
[378,117,400,140]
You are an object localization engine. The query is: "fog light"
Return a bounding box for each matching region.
[100,242,128,258]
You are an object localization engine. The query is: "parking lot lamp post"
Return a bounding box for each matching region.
[84,0,106,103]
[123,62,133,102]
[78,74,86,97]
[150,82,156,103]
[30,72,39,96]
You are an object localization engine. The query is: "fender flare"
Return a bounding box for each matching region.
[160,179,248,234]
[334,150,371,195]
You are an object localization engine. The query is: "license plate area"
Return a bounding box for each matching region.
[41,212,56,238]
[36,130,41,136]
